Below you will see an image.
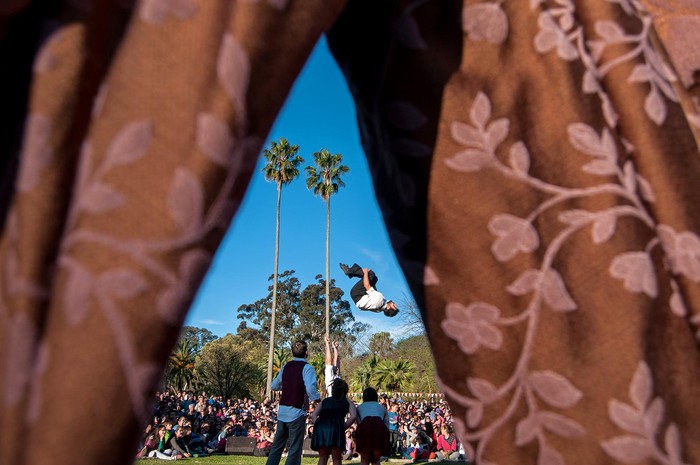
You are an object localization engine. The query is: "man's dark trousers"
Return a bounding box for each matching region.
[390,429,399,457]
[265,415,306,465]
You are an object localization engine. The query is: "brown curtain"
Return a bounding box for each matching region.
[1,1,699,465]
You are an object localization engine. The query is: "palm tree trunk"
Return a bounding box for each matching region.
[325,196,330,340]
[266,182,282,398]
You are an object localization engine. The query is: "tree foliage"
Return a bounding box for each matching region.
[345,332,438,394]
[369,331,394,359]
[273,347,291,376]
[305,149,350,201]
[194,334,264,400]
[308,354,326,392]
[237,270,301,343]
[350,354,379,392]
[166,338,197,392]
[393,335,437,393]
[236,321,267,346]
[349,355,416,392]
[179,326,219,353]
[236,270,368,355]
[374,359,415,391]
[262,138,303,186]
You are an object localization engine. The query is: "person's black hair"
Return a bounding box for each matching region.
[292,340,308,358]
[362,387,379,402]
[331,378,349,399]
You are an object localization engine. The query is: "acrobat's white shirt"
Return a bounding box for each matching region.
[355,287,386,310]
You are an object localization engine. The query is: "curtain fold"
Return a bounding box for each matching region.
[423,1,700,463]
[0,2,345,464]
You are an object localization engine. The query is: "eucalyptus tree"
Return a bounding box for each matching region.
[179,326,218,353]
[237,270,302,345]
[194,335,264,400]
[305,149,349,339]
[236,270,368,360]
[369,331,394,359]
[261,138,303,398]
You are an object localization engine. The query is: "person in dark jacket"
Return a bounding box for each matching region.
[266,340,321,465]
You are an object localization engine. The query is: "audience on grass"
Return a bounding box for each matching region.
[136,390,465,461]
[343,429,356,461]
[435,424,460,461]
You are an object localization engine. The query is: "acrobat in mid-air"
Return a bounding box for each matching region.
[339,263,399,317]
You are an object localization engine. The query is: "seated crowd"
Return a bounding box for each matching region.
[137,390,466,461]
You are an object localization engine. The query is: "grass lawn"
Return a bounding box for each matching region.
[134,456,445,465]
[136,458,315,465]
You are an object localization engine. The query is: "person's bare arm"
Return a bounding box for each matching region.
[325,335,332,365]
[362,268,372,291]
[332,340,340,371]
[311,400,322,423]
[345,400,358,429]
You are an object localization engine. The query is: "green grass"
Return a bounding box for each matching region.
[135,457,387,465]
[135,455,464,465]
[134,456,427,465]
[134,457,466,465]
[136,457,322,465]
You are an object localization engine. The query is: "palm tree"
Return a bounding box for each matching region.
[374,359,416,392]
[350,354,380,392]
[305,149,349,340]
[253,361,268,400]
[262,138,303,398]
[167,339,197,392]
[308,354,326,392]
[272,347,291,376]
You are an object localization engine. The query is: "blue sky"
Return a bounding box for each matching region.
[185,37,414,343]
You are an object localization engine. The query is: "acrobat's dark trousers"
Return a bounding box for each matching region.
[346,263,378,284]
[348,264,379,300]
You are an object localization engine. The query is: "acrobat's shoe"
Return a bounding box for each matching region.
[339,263,351,277]
[384,307,399,317]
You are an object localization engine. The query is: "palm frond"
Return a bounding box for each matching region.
[305,148,349,201]
[262,138,303,185]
